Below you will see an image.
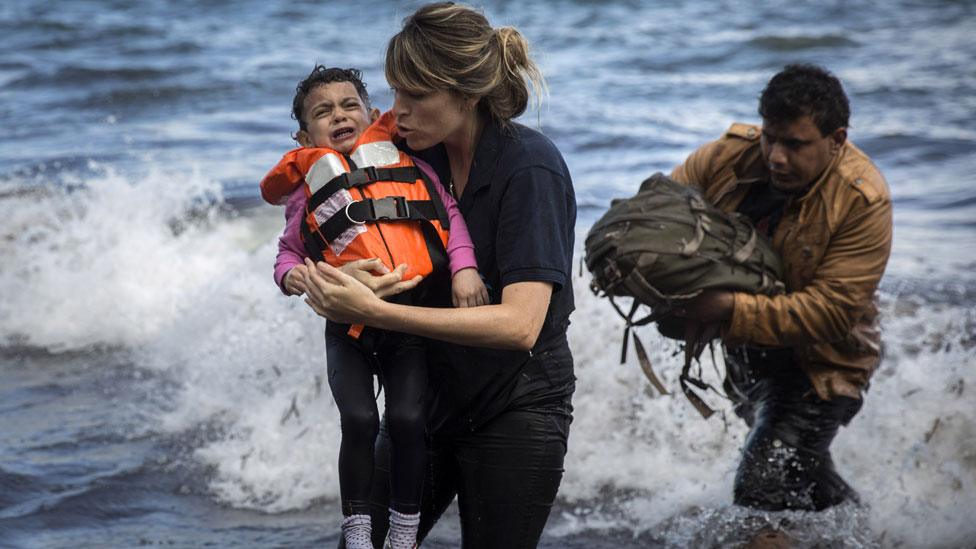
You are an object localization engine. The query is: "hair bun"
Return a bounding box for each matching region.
[387,3,546,124]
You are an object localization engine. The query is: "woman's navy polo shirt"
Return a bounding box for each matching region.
[410,120,577,435]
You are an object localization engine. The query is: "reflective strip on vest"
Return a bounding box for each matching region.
[350,141,401,169]
[306,153,347,195]
[312,188,366,256]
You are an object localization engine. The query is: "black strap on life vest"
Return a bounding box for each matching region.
[307,166,421,213]
[301,197,451,275]
[301,216,326,262]
[417,168,450,230]
[300,161,453,264]
[318,196,443,243]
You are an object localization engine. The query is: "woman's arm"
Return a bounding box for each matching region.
[302,259,551,351]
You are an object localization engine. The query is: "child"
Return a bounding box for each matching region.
[260,66,487,549]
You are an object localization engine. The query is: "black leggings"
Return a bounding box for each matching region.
[725,347,863,511]
[326,322,428,515]
[340,407,571,549]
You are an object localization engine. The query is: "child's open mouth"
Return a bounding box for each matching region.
[332,127,356,141]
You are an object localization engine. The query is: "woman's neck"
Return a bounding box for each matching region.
[443,110,486,197]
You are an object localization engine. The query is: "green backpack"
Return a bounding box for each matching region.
[584,173,785,417]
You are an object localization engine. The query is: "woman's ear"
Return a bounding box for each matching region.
[295,130,314,148]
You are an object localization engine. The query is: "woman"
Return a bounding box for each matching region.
[304,3,576,547]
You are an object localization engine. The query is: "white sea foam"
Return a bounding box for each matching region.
[559,282,976,547]
[0,162,230,350]
[0,171,973,544]
[138,232,344,513]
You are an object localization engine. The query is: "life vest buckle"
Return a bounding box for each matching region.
[370,196,410,220]
[345,196,412,225]
[346,166,380,187]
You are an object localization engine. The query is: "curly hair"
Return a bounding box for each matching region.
[759,64,850,135]
[292,65,370,132]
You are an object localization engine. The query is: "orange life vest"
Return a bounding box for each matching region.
[260,111,452,283]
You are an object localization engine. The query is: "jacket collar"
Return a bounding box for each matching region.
[732,143,766,185]
[797,144,846,204]
[710,142,765,203]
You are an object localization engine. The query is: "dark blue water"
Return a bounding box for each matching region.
[2,1,975,547]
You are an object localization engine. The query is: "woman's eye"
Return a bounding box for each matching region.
[393,88,424,100]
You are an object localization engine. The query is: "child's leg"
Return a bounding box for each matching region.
[376,333,427,548]
[325,324,381,518]
[377,333,428,514]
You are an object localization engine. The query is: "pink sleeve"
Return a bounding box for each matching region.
[273,189,309,294]
[413,157,478,276]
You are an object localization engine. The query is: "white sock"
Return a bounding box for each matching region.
[387,509,420,549]
[341,514,372,549]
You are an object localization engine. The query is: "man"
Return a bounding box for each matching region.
[671,64,892,512]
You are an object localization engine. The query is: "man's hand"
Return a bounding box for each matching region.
[673,289,735,323]
[283,265,309,295]
[451,267,489,308]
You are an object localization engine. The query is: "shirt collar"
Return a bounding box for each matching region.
[460,118,505,205]
[401,117,508,205]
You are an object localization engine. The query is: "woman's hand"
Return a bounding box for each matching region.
[451,268,489,308]
[283,265,309,296]
[337,258,420,299]
[302,258,423,322]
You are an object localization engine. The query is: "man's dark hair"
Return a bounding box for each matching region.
[759,64,850,136]
[292,65,370,132]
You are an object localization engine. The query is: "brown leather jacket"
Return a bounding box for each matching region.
[671,123,892,400]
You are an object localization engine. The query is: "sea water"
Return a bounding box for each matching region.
[1,1,974,547]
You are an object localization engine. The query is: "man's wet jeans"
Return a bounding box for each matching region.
[725,347,863,511]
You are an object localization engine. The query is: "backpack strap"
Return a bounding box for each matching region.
[679,321,725,419]
[633,334,669,396]
[608,297,670,397]
[679,198,708,256]
[731,225,759,264]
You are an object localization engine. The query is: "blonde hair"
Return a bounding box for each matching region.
[385,2,546,125]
